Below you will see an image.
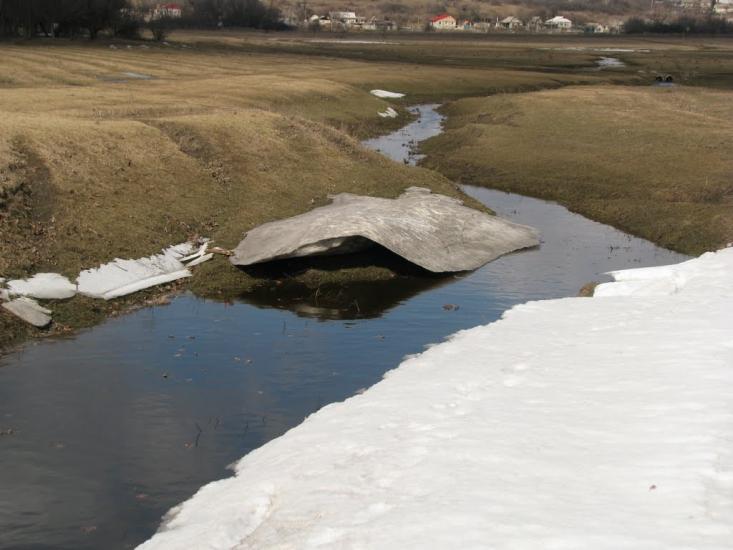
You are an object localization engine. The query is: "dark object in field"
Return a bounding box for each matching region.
[230,187,540,273]
[665,75,674,83]
[655,75,674,83]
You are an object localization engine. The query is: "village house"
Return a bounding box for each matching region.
[430,14,457,30]
[714,0,733,14]
[329,11,358,27]
[499,16,523,30]
[308,14,332,29]
[472,21,493,32]
[457,19,473,30]
[363,17,397,31]
[150,3,182,20]
[545,15,572,31]
[584,22,609,33]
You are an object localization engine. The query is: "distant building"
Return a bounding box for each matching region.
[472,21,493,32]
[584,22,609,33]
[714,0,733,14]
[329,11,358,27]
[608,20,625,33]
[309,14,332,29]
[499,16,523,30]
[430,14,457,30]
[545,15,572,31]
[150,3,182,20]
[368,18,397,31]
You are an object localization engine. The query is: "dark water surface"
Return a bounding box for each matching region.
[0,106,688,550]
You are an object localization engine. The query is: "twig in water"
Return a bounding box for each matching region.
[194,422,203,448]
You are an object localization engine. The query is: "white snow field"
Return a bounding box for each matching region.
[140,248,733,550]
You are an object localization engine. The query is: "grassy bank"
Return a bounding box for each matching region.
[1,37,597,350]
[2,33,732,351]
[421,85,733,255]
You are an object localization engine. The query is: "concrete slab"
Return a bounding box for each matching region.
[231,187,540,273]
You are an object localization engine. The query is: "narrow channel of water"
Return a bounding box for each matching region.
[0,105,688,550]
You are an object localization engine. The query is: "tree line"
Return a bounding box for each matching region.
[0,0,127,38]
[0,0,285,39]
[625,15,733,34]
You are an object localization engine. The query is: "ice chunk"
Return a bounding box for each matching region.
[2,297,52,327]
[6,273,77,300]
[370,89,405,99]
[76,243,197,300]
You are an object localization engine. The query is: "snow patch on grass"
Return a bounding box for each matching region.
[596,57,626,68]
[371,89,405,99]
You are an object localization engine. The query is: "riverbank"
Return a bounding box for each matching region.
[0,36,605,352]
[2,32,732,351]
[0,183,688,550]
[139,247,733,549]
[422,85,733,256]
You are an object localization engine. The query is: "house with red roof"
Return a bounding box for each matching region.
[150,3,183,20]
[430,13,456,30]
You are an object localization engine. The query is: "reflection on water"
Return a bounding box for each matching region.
[0,106,690,550]
[240,273,450,320]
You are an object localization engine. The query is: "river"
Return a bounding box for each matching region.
[0,105,688,550]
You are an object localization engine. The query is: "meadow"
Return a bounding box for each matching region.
[1,30,731,348]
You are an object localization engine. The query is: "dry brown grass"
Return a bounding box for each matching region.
[422,85,733,255]
[1,32,730,349]
[5,37,567,348]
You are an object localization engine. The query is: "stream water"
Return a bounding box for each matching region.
[0,105,688,550]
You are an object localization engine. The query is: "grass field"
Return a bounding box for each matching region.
[421,85,733,255]
[1,31,732,350]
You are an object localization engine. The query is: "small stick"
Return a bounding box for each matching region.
[209,247,233,257]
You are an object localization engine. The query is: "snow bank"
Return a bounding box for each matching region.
[6,273,76,300]
[370,89,405,99]
[140,248,733,550]
[77,242,209,300]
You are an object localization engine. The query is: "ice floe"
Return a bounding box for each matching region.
[5,273,77,300]
[77,241,209,300]
[378,107,398,118]
[140,247,733,550]
[2,297,53,328]
[1,241,213,327]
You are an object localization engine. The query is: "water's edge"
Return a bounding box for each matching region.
[0,105,689,550]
